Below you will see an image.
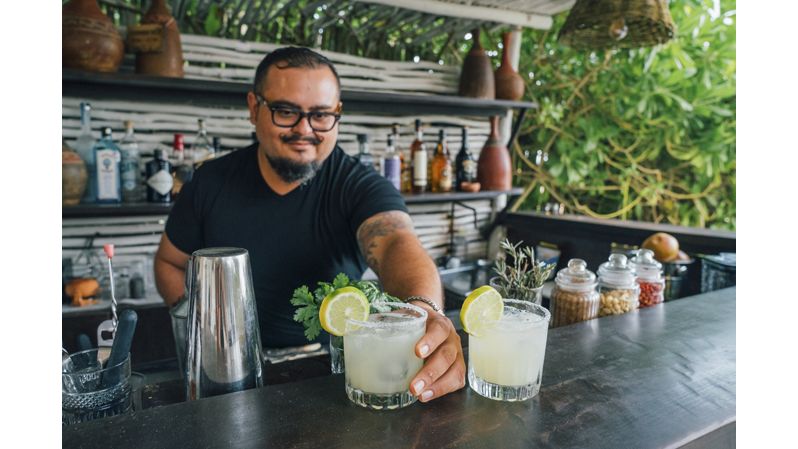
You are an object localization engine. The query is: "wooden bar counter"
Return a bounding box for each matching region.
[63,288,736,449]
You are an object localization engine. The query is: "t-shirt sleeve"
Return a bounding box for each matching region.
[345,165,409,235]
[164,169,205,255]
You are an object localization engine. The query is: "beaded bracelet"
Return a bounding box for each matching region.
[405,295,444,315]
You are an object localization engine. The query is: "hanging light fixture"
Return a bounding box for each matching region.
[558,0,675,49]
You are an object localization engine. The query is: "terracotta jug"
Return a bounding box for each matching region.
[495,32,525,101]
[63,141,88,206]
[458,29,495,99]
[62,0,124,73]
[135,0,184,78]
[477,117,512,191]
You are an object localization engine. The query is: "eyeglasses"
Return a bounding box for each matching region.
[255,94,341,132]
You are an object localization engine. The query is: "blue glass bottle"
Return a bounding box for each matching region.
[93,127,122,203]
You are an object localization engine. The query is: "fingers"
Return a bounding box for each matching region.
[419,358,467,402]
[415,314,453,359]
[410,326,466,402]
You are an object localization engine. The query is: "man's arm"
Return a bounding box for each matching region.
[356,210,466,403]
[154,233,191,307]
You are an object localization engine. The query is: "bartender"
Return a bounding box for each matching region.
[154,46,465,403]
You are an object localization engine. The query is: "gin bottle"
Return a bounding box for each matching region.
[171,133,193,197]
[382,134,401,190]
[191,119,214,166]
[119,121,144,203]
[355,134,376,171]
[93,127,122,203]
[74,102,97,203]
[146,149,173,203]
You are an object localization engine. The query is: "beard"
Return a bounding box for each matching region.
[264,152,321,184]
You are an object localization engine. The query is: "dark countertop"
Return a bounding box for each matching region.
[63,288,736,449]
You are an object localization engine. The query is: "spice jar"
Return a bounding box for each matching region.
[550,258,599,327]
[630,249,665,307]
[597,253,639,317]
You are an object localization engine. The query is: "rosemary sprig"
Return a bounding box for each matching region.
[493,239,555,299]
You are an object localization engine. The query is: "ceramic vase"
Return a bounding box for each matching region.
[63,141,88,206]
[135,0,184,77]
[458,29,495,99]
[477,116,512,191]
[62,0,124,73]
[494,32,525,101]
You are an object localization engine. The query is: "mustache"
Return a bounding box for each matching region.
[280,133,322,145]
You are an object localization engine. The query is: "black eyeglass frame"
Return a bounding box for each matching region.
[255,94,342,132]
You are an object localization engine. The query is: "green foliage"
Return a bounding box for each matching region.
[289,273,399,341]
[99,0,736,230]
[503,0,736,230]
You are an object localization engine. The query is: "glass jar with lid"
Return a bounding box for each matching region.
[597,253,640,317]
[550,258,599,327]
[630,249,665,307]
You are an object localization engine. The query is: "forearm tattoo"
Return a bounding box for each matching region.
[356,211,413,275]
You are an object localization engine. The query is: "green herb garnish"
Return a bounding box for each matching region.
[290,273,399,341]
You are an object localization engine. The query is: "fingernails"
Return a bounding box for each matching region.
[420,344,430,356]
[421,390,433,401]
[413,380,425,394]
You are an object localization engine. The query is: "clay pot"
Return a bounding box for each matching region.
[458,29,495,99]
[495,32,525,101]
[135,0,184,78]
[62,0,124,73]
[477,117,512,191]
[63,141,88,206]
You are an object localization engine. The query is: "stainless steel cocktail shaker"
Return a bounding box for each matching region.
[184,247,264,400]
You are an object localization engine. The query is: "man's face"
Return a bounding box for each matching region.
[247,65,341,183]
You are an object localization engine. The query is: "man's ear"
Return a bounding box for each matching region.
[246,91,259,126]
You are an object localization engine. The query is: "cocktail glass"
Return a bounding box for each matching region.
[468,299,550,401]
[344,302,427,409]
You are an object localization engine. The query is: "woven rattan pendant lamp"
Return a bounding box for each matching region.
[558,0,675,49]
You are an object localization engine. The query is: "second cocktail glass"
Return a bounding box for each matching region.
[468,299,551,401]
[344,302,427,410]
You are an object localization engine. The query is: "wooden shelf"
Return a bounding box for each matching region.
[63,69,537,117]
[63,189,523,218]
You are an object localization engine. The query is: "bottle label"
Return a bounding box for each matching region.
[383,157,401,190]
[120,158,138,191]
[463,159,477,180]
[96,149,120,200]
[147,169,174,196]
[413,151,428,187]
[440,164,453,190]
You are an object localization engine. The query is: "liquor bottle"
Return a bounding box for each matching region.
[191,118,214,166]
[430,129,453,193]
[455,126,478,191]
[171,133,193,197]
[394,124,410,193]
[93,127,122,203]
[146,149,173,203]
[212,136,223,158]
[74,102,97,203]
[411,119,428,194]
[355,134,376,171]
[382,134,401,190]
[119,121,144,203]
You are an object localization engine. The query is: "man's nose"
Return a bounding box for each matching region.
[291,115,315,135]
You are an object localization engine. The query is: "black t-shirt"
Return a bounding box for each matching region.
[165,144,407,348]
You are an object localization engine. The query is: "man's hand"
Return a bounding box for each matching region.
[356,210,466,402]
[409,306,466,402]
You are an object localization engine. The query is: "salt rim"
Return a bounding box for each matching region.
[501,299,551,326]
[344,301,428,329]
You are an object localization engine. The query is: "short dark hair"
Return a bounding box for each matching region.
[253,46,341,94]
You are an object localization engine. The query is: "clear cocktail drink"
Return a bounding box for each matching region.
[344,302,427,409]
[468,299,550,401]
